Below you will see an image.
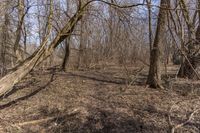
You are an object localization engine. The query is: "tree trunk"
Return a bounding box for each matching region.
[147,0,152,51]
[77,15,86,69]
[147,0,168,88]
[1,13,9,76]
[14,0,25,62]
[61,38,70,71]
[0,6,84,96]
[177,0,200,79]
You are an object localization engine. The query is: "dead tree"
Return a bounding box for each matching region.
[146,0,168,88]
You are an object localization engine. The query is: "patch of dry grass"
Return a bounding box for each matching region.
[0,66,200,132]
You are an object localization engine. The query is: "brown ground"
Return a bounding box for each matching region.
[0,65,200,133]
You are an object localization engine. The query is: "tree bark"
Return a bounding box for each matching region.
[1,13,10,76]
[77,17,85,69]
[146,0,168,88]
[14,0,26,62]
[61,38,70,71]
[146,0,152,51]
[177,0,200,79]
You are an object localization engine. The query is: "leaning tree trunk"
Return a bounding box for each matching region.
[147,0,168,88]
[0,6,84,96]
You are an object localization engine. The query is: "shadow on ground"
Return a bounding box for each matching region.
[42,107,168,133]
[0,69,56,110]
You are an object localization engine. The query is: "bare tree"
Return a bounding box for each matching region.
[61,37,70,71]
[0,1,10,76]
[14,0,26,63]
[147,0,169,88]
[177,0,200,79]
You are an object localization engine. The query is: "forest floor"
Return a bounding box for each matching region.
[0,65,200,133]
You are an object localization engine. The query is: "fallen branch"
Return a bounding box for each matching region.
[17,117,56,127]
[18,107,81,127]
[168,103,200,133]
[171,109,199,133]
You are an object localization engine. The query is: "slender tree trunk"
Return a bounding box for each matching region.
[77,16,85,69]
[147,0,168,88]
[177,0,200,79]
[196,0,200,43]
[23,23,27,58]
[14,0,25,62]
[1,13,9,76]
[147,0,152,51]
[108,0,114,58]
[61,38,70,71]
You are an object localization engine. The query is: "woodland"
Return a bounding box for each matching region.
[1,0,200,132]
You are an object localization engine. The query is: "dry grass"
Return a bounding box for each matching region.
[0,65,200,133]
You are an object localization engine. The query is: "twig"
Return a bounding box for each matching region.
[15,108,80,127]
[169,108,200,133]
[17,117,56,126]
